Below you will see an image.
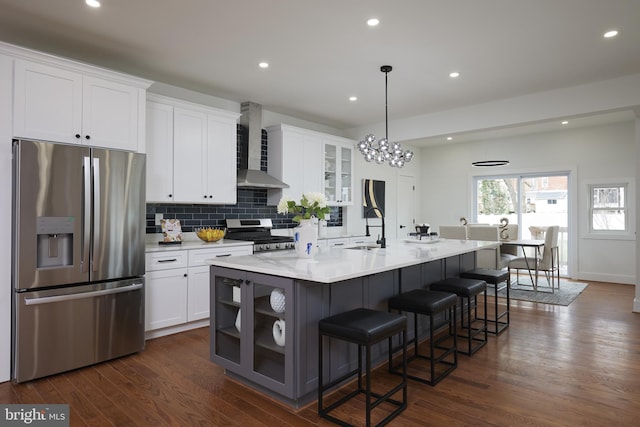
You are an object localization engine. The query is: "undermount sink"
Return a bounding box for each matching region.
[345,244,381,250]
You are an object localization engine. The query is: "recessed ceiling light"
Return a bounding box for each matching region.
[86,0,101,8]
[367,18,379,27]
[561,120,569,125]
[447,136,453,141]
[349,96,357,102]
[603,30,618,38]
[449,71,460,78]
[258,62,269,69]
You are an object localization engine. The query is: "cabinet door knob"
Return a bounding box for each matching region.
[168,194,173,198]
[244,280,251,285]
[184,273,188,277]
[75,134,81,139]
[85,135,91,140]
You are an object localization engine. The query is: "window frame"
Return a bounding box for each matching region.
[584,178,635,240]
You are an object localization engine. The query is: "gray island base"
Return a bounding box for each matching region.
[208,238,499,408]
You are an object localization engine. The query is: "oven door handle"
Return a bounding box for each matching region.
[24,283,143,306]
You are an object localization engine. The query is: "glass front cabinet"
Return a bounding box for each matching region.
[323,137,354,206]
[211,267,294,398]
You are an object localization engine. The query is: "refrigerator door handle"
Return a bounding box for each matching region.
[24,282,144,306]
[92,157,100,272]
[82,156,92,273]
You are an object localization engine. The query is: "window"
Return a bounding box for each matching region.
[590,184,627,232]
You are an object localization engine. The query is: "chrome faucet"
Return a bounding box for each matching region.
[364,206,386,248]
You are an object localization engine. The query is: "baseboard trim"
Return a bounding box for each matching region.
[577,271,635,285]
[145,319,209,340]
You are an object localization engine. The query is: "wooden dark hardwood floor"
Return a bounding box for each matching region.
[2,281,639,426]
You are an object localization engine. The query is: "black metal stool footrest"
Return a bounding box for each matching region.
[430,277,488,355]
[461,268,510,335]
[388,289,458,386]
[318,308,408,427]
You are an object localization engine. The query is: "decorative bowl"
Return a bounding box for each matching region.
[195,227,225,242]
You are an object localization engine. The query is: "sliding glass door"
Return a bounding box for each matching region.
[474,173,569,275]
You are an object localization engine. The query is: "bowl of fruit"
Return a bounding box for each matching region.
[195,227,226,242]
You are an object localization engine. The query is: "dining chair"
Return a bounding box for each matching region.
[467,225,501,269]
[438,225,468,240]
[508,225,560,291]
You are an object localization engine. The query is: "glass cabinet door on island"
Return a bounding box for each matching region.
[211,267,294,398]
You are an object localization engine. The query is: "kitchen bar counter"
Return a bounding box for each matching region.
[208,238,498,408]
[206,238,499,283]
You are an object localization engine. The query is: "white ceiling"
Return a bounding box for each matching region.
[1,0,639,145]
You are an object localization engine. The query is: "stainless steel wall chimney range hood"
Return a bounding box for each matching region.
[237,102,289,189]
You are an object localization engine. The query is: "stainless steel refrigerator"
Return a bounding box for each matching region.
[12,139,146,383]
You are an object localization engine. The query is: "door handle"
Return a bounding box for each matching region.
[82,156,91,273]
[25,283,143,306]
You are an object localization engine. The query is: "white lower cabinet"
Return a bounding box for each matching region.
[145,244,253,338]
[187,265,211,322]
[146,267,188,330]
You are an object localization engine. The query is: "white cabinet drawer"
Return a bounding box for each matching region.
[349,236,378,245]
[145,250,188,271]
[188,245,252,267]
[326,238,350,248]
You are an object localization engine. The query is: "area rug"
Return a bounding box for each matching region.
[485,279,588,306]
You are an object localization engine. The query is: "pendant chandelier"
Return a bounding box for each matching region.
[357,65,413,168]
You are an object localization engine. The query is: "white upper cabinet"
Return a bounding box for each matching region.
[323,136,354,206]
[145,94,240,204]
[206,113,237,204]
[146,101,175,202]
[173,107,209,203]
[13,59,149,151]
[267,124,323,205]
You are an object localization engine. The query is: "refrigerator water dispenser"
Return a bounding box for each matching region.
[36,216,74,268]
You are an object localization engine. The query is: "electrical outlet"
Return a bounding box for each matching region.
[155,213,163,225]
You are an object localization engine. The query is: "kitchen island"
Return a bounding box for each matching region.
[208,238,499,407]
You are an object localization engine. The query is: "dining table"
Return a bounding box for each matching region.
[501,239,545,289]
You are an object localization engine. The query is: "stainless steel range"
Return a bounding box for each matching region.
[225,219,294,252]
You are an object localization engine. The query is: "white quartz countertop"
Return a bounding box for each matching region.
[145,235,252,253]
[206,238,499,283]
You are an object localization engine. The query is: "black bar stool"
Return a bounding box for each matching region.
[388,289,458,386]
[318,308,408,427]
[461,268,510,335]
[430,278,488,355]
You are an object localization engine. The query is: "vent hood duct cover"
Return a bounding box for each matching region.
[237,101,289,189]
[237,169,289,189]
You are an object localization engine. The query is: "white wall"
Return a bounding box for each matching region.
[419,120,637,284]
[0,53,13,382]
[635,111,640,312]
[344,144,422,240]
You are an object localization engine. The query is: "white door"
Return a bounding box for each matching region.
[145,101,174,202]
[173,107,207,203]
[206,113,237,204]
[397,174,416,239]
[13,60,83,144]
[82,76,140,150]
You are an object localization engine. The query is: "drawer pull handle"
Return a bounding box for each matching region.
[216,254,232,257]
[157,258,177,263]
